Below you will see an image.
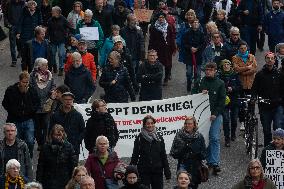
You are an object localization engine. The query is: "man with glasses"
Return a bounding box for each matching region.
[195,62,226,175]
[252,52,283,147]
[223,27,245,62]
[202,31,226,70]
[0,123,32,181]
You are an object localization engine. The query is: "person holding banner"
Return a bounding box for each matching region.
[232,159,276,189]
[85,99,119,153]
[260,128,284,169]
[170,116,206,189]
[194,62,226,175]
[99,51,136,103]
[130,115,171,189]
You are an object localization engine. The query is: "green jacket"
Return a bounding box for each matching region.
[76,19,104,50]
[196,76,226,116]
[232,177,277,189]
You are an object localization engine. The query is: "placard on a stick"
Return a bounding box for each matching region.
[134,9,153,22]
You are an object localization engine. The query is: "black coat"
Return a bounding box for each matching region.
[183,28,205,65]
[49,107,85,154]
[120,26,145,61]
[120,182,149,189]
[92,7,113,37]
[170,130,206,185]
[137,60,163,101]
[17,7,42,42]
[64,64,95,103]
[237,0,263,26]
[2,83,40,123]
[85,111,119,152]
[99,64,135,103]
[36,141,77,189]
[215,19,232,39]
[219,71,242,107]
[252,65,282,110]
[47,15,70,44]
[112,7,131,28]
[130,133,171,179]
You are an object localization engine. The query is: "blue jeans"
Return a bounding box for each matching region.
[259,106,284,147]
[51,43,65,69]
[223,106,238,140]
[9,26,17,62]
[15,119,35,158]
[207,115,223,166]
[240,25,257,55]
[186,64,201,88]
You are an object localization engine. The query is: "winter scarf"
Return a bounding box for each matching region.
[154,20,168,42]
[5,174,25,189]
[35,69,52,89]
[237,50,249,64]
[141,127,160,142]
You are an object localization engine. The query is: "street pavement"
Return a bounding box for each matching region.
[0,34,268,188]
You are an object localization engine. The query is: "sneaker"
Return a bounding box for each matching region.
[240,122,245,131]
[10,61,16,67]
[225,140,230,147]
[213,165,221,174]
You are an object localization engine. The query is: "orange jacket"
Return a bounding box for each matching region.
[64,52,97,81]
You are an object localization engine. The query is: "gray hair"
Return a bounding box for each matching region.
[85,9,93,17]
[95,136,109,147]
[111,25,120,31]
[27,0,37,7]
[230,27,240,34]
[34,26,46,37]
[3,123,17,135]
[80,176,95,188]
[25,182,43,189]
[34,58,48,69]
[6,159,20,171]
[52,6,61,14]
[72,52,82,61]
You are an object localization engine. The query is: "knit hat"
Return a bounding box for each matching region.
[273,128,284,138]
[74,34,82,41]
[62,92,75,99]
[124,165,139,177]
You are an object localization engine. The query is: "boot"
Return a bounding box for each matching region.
[53,64,58,74]
[58,68,63,76]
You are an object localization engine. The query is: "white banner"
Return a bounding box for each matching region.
[265,150,284,189]
[75,93,211,160]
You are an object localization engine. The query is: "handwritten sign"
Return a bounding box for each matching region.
[79,27,99,41]
[265,150,284,189]
[134,9,153,22]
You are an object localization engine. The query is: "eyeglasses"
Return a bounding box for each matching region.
[249,166,261,170]
[265,57,275,60]
[212,36,220,39]
[231,33,239,36]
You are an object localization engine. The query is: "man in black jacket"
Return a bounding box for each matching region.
[120,14,145,73]
[137,49,164,101]
[252,52,283,147]
[49,92,85,161]
[2,71,40,158]
[47,6,70,75]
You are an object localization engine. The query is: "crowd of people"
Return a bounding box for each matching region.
[0,0,284,188]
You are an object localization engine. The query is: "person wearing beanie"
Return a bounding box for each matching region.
[260,128,284,169]
[120,165,149,189]
[219,59,242,147]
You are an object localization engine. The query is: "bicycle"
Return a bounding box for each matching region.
[238,96,270,159]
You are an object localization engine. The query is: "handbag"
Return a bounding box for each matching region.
[198,162,209,182]
[97,160,119,189]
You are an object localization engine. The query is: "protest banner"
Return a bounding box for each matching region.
[75,93,211,160]
[79,27,99,40]
[265,150,284,189]
[134,9,153,22]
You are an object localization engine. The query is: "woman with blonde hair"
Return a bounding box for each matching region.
[232,159,276,189]
[170,116,206,189]
[65,166,88,189]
